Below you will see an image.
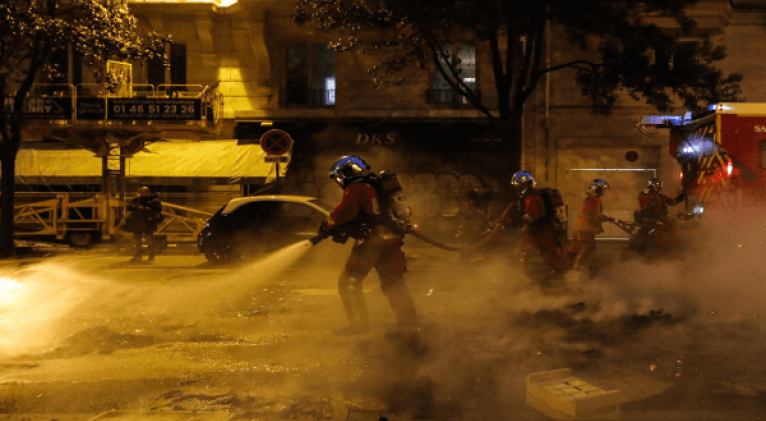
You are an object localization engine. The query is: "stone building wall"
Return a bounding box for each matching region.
[122,0,766,238]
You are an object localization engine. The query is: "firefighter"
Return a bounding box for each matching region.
[568,179,613,270]
[636,178,685,224]
[630,178,685,252]
[497,171,569,274]
[318,156,418,336]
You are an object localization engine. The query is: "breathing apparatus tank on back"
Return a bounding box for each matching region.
[375,170,412,234]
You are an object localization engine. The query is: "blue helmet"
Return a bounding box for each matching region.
[589,178,610,196]
[510,170,536,197]
[329,155,371,188]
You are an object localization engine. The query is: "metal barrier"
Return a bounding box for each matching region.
[13,82,222,126]
[12,193,213,246]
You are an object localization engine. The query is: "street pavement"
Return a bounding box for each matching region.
[0,240,765,420]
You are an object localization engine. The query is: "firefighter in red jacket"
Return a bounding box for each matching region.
[497,171,569,274]
[568,179,613,270]
[632,178,685,250]
[637,178,685,224]
[318,156,418,336]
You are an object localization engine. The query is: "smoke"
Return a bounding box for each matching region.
[350,205,766,418]
[594,206,766,321]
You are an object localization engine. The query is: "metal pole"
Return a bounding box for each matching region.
[102,156,110,237]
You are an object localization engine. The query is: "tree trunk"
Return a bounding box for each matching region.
[495,118,523,180]
[0,150,17,258]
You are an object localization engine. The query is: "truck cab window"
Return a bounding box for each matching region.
[760,140,766,170]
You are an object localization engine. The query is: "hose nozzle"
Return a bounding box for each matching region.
[309,233,327,246]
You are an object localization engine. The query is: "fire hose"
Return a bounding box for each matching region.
[606,218,663,236]
[606,218,641,235]
[309,225,463,252]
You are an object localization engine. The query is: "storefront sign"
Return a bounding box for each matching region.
[76,98,107,120]
[107,98,202,120]
[355,132,397,145]
[235,120,500,154]
[5,97,73,120]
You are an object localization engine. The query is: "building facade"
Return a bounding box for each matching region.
[18,0,766,238]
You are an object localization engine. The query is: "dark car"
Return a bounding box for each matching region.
[198,195,333,263]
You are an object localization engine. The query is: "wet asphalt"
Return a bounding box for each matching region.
[0,239,765,420]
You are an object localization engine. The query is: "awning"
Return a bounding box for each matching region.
[13,140,288,185]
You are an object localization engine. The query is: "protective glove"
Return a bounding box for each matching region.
[317,221,332,236]
[674,192,686,204]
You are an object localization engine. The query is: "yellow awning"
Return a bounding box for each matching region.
[13,140,288,185]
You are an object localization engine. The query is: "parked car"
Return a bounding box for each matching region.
[198,195,333,263]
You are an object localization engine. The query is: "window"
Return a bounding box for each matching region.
[284,44,336,107]
[44,47,71,96]
[148,43,186,94]
[430,44,476,106]
[654,43,697,84]
[760,140,766,170]
[170,43,187,89]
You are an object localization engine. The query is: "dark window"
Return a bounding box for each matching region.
[147,43,184,94]
[671,43,697,77]
[430,44,476,106]
[48,47,69,84]
[653,48,671,84]
[147,56,165,88]
[72,50,83,86]
[285,44,309,105]
[313,45,336,105]
[654,43,697,84]
[170,43,187,90]
[284,44,335,106]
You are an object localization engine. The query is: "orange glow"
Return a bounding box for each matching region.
[727,159,733,176]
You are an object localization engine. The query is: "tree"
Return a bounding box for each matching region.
[294,0,742,172]
[0,0,169,258]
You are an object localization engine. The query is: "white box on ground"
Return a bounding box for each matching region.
[526,368,621,420]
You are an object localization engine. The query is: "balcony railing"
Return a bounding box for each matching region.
[426,89,481,107]
[280,88,336,108]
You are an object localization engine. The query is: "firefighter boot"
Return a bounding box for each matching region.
[130,235,144,262]
[334,276,369,336]
[381,279,418,331]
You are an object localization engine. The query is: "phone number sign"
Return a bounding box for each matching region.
[107,98,202,120]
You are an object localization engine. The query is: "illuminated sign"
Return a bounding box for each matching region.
[107,98,202,120]
[639,115,686,126]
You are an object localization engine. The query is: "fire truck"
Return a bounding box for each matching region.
[641,103,766,213]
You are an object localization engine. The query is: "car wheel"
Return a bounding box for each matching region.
[67,231,99,248]
[203,239,241,263]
